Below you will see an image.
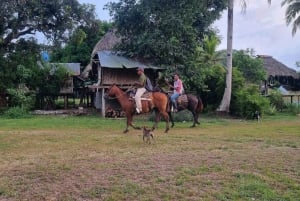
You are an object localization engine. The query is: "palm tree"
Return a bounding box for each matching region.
[282,0,300,36]
[201,34,223,65]
[217,0,271,114]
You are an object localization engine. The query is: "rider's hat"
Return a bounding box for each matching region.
[137,67,144,72]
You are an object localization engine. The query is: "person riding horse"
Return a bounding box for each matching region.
[168,73,184,112]
[134,67,147,114]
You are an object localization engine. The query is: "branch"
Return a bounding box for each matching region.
[2,27,35,46]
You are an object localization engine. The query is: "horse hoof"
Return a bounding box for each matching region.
[190,125,196,128]
[164,128,169,133]
[123,130,129,133]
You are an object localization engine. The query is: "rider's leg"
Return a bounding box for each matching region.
[170,93,179,111]
[135,88,146,113]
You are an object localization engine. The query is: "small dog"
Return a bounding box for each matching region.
[253,110,261,122]
[142,126,154,144]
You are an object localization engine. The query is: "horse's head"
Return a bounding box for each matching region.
[106,84,118,98]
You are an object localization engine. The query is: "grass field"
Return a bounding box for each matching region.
[0,114,299,201]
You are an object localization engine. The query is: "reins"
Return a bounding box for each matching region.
[106,86,134,100]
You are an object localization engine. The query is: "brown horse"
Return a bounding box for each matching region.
[153,86,204,128]
[169,94,204,128]
[106,84,170,133]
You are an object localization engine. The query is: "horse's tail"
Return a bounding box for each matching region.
[196,97,204,113]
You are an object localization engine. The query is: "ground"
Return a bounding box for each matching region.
[0,117,299,200]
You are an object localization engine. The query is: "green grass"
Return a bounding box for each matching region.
[0,113,299,200]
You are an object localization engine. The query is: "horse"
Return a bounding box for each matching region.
[106,84,170,133]
[153,86,204,128]
[170,94,204,127]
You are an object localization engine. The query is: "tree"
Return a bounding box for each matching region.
[106,0,227,65]
[217,0,271,114]
[282,0,300,36]
[0,0,98,109]
[51,20,113,66]
[233,49,266,83]
[200,34,224,65]
[0,0,97,48]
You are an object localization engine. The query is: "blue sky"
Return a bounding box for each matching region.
[78,0,300,71]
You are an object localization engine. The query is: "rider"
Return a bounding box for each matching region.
[168,73,184,112]
[134,67,147,114]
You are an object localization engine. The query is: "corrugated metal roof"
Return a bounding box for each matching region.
[50,63,81,75]
[97,50,164,70]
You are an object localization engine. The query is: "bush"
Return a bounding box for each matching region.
[284,103,299,115]
[3,107,31,119]
[7,87,35,110]
[268,90,284,111]
[230,85,271,119]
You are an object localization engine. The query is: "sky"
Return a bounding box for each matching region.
[78,0,300,71]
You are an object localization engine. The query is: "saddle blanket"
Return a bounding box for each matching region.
[177,94,188,104]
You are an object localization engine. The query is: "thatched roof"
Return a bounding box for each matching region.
[258,55,299,79]
[81,29,121,78]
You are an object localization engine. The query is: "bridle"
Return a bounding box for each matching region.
[105,85,134,100]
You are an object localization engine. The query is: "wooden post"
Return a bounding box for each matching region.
[101,88,105,117]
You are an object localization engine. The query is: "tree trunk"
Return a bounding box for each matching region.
[217,0,234,114]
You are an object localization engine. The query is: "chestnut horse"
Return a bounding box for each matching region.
[106,84,170,133]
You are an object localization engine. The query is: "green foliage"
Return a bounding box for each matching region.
[284,103,299,115]
[3,106,31,119]
[32,63,70,95]
[51,21,113,66]
[0,39,40,93]
[106,0,227,65]
[0,0,97,48]
[6,88,35,110]
[233,50,267,83]
[282,0,300,36]
[230,84,271,118]
[268,90,284,111]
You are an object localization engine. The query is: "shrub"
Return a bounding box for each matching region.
[284,103,299,115]
[268,90,284,111]
[230,85,271,119]
[3,106,31,119]
[6,87,35,110]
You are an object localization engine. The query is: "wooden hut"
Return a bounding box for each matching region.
[258,55,300,104]
[82,30,164,117]
[258,55,299,88]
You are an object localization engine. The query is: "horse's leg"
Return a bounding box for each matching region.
[159,110,170,133]
[127,113,141,131]
[195,112,200,125]
[123,117,130,133]
[151,110,160,131]
[190,110,197,127]
[168,111,175,128]
[163,111,170,133]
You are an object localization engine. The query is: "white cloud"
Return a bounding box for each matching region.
[79,0,300,71]
[214,0,300,71]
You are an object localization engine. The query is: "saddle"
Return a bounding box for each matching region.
[177,94,188,108]
[141,91,152,100]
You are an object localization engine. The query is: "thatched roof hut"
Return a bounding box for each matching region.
[257,55,300,94]
[81,29,121,78]
[258,55,299,79]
